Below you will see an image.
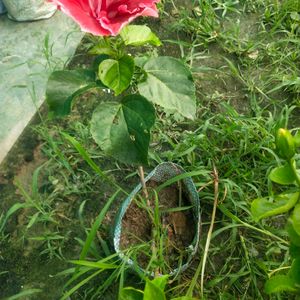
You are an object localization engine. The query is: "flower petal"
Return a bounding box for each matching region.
[50,0,110,36]
[48,0,160,36]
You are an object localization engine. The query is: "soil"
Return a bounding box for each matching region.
[119,180,196,271]
[0,112,73,299]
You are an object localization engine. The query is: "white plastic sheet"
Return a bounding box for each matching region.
[2,0,56,21]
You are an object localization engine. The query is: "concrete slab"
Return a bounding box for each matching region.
[0,11,83,164]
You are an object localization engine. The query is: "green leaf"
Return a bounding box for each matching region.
[89,45,115,56]
[275,128,296,159]
[79,190,121,260]
[151,275,169,291]
[287,219,300,247]
[138,57,196,119]
[269,163,296,185]
[265,275,297,294]
[251,192,299,222]
[120,287,143,300]
[62,133,109,181]
[98,55,134,95]
[90,94,155,165]
[26,212,40,229]
[294,131,300,147]
[0,202,27,233]
[120,25,161,46]
[89,39,116,56]
[292,204,300,236]
[290,244,300,259]
[288,258,300,285]
[46,70,100,117]
[92,54,111,72]
[61,269,103,300]
[134,56,148,68]
[144,280,166,300]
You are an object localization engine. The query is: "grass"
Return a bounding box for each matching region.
[1,0,300,299]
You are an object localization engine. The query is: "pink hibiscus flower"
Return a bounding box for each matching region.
[49,0,160,36]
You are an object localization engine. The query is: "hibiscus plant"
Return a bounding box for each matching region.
[46,0,196,184]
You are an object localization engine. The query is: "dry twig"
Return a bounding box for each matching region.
[200,164,221,298]
[137,166,149,205]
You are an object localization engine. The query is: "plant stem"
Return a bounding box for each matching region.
[268,266,291,277]
[138,166,149,205]
[200,164,220,298]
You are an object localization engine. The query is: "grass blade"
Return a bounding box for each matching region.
[79,189,121,260]
[156,169,210,192]
[62,132,126,194]
[6,289,42,300]
[0,203,27,233]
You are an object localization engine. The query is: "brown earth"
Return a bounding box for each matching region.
[119,180,196,272]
